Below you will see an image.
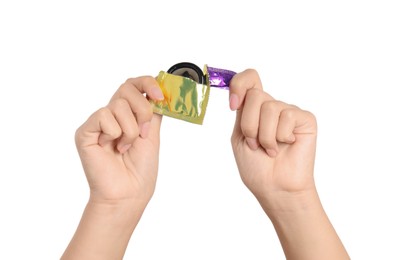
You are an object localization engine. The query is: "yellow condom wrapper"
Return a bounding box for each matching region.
[151,71,210,125]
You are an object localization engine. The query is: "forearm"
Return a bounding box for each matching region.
[259,191,349,260]
[61,199,147,260]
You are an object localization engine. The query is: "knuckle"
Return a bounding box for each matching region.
[246,88,263,98]
[245,68,260,78]
[97,107,112,118]
[124,77,134,84]
[115,82,130,97]
[306,110,317,121]
[288,103,300,109]
[135,102,152,121]
[138,75,156,83]
[305,110,318,128]
[276,132,292,142]
[232,69,259,84]
[280,108,296,120]
[96,108,121,138]
[261,100,281,114]
[112,98,129,111]
[241,124,258,138]
[74,126,83,145]
[121,124,138,141]
[135,76,157,88]
[259,134,275,149]
[122,126,138,140]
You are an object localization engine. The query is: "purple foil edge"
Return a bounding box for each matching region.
[207,66,236,89]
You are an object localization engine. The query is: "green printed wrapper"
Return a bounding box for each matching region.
[150,71,210,125]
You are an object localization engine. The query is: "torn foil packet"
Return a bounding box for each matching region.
[205,65,236,90]
[150,71,210,125]
[150,62,236,125]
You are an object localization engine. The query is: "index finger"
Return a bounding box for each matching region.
[122,76,164,101]
[110,76,164,136]
[229,69,272,111]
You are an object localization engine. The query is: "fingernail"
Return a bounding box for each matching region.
[266,148,277,157]
[152,87,164,100]
[119,144,131,154]
[246,137,259,150]
[140,122,150,138]
[229,94,239,111]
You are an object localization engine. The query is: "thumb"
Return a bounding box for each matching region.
[229,69,263,111]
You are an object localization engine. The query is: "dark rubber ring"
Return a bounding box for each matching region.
[167,62,205,84]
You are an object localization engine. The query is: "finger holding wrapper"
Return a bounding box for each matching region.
[150,62,236,125]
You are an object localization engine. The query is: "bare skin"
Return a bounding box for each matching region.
[62,77,164,259]
[62,70,349,260]
[229,69,349,260]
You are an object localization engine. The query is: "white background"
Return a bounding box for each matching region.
[1,0,398,259]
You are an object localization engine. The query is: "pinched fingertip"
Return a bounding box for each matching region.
[150,86,164,101]
[246,137,259,150]
[266,148,278,158]
[118,143,132,154]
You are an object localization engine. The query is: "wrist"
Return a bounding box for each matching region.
[255,188,322,219]
[88,187,153,210]
[62,199,148,259]
[258,189,350,259]
[87,196,149,222]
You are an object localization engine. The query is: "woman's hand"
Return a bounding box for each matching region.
[62,76,164,260]
[75,76,164,205]
[229,69,317,211]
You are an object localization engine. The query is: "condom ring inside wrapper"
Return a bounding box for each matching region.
[167,62,206,84]
[150,62,236,125]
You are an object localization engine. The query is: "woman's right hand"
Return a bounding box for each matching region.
[75,76,164,206]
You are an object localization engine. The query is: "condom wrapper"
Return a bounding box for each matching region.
[151,71,210,124]
[205,65,236,90]
[150,63,236,125]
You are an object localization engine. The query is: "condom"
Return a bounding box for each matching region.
[150,62,236,124]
